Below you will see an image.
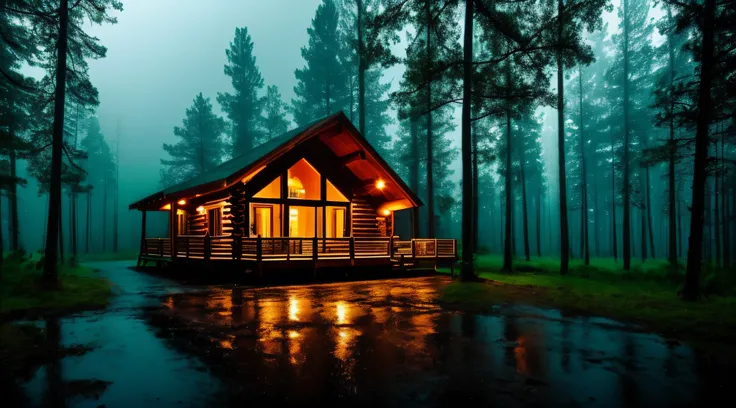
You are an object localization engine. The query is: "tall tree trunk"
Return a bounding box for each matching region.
[58,199,64,264]
[557,0,570,274]
[521,148,530,261]
[578,68,589,265]
[683,0,716,301]
[42,195,48,250]
[472,120,479,253]
[594,176,600,257]
[103,173,108,252]
[677,193,682,259]
[536,187,542,257]
[9,148,19,251]
[667,24,677,265]
[723,138,730,267]
[410,117,420,238]
[425,0,435,238]
[622,0,632,271]
[0,194,4,270]
[86,191,91,254]
[357,0,366,139]
[42,0,69,287]
[714,151,721,266]
[611,137,618,261]
[71,192,77,258]
[460,0,474,280]
[646,167,655,258]
[502,110,513,272]
[113,126,120,253]
[641,189,647,262]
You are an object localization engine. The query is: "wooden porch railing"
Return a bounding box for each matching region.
[141,235,457,264]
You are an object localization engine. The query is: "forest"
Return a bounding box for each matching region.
[1,0,735,303]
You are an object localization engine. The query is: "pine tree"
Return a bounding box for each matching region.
[217,27,265,157]
[292,0,350,126]
[261,85,290,141]
[160,93,227,187]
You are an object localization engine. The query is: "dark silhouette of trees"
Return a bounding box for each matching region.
[160,93,226,187]
[218,27,265,157]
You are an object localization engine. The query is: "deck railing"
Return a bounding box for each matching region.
[141,236,457,263]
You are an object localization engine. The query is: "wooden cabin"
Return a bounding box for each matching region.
[129,112,456,274]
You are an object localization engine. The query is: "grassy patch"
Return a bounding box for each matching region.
[0,253,113,318]
[439,255,736,351]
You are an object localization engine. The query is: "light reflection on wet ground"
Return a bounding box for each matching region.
[10,262,733,407]
[152,275,731,407]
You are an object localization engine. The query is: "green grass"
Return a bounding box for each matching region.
[439,254,736,353]
[0,252,114,317]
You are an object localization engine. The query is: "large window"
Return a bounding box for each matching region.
[287,159,320,200]
[326,180,348,202]
[254,176,281,199]
[288,206,316,237]
[250,204,281,237]
[326,206,346,238]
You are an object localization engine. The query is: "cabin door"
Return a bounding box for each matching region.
[328,207,345,238]
[254,206,273,238]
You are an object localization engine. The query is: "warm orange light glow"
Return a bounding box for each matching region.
[375,179,385,190]
[196,206,205,214]
[382,209,390,216]
[289,297,300,321]
[177,199,186,205]
[162,204,171,210]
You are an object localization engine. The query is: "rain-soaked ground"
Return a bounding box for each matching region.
[9,261,734,407]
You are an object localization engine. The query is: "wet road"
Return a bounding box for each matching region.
[15,262,734,407]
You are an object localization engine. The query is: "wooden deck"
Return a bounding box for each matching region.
[138,236,457,273]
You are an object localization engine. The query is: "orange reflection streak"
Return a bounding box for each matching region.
[289,296,300,321]
[336,301,347,324]
[334,327,360,362]
[515,335,529,375]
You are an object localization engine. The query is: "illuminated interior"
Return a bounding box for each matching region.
[254,176,281,198]
[287,159,320,200]
[326,180,348,202]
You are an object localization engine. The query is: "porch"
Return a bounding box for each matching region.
[138,235,457,273]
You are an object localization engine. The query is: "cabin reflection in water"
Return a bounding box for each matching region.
[130,113,456,276]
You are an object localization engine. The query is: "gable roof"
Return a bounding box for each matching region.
[129,112,421,210]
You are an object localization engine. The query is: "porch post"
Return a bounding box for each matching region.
[169,200,178,258]
[137,210,147,267]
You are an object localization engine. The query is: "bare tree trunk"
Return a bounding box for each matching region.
[1,194,4,270]
[723,139,731,267]
[9,148,19,251]
[683,0,716,301]
[611,137,618,261]
[521,149,530,261]
[472,120,479,253]
[678,193,683,259]
[557,0,569,274]
[58,198,64,265]
[646,167,655,258]
[714,152,721,266]
[86,191,91,254]
[43,0,69,287]
[410,117,420,238]
[460,0,474,280]
[425,0,435,238]
[536,187,541,257]
[103,172,108,252]
[357,0,366,139]
[502,110,513,272]
[667,24,677,265]
[71,192,77,259]
[622,0,632,271]
[578,69,589,265]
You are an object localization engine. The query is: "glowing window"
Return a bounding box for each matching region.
[287,159,320,200]
[254,176,281,199]
[326,180,348,202]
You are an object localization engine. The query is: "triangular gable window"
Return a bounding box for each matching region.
[326,180,348,202]
[254,176,281,198]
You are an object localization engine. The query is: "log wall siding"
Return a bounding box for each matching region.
[188,213,207,235]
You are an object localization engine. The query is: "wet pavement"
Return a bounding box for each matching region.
[9,261,734,407]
